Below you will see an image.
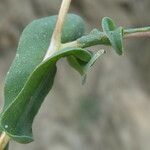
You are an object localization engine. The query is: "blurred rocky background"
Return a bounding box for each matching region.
[0,0,150,150]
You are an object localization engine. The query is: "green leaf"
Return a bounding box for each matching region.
[67,56,87,76]
[102,17,123,55]
[83,50,104,73]
[102,17,116,32]
[0,48,93,143]
[3,14,85,111]
[67,50,104,84]
[0,12,104,145]
[0,14,86,143]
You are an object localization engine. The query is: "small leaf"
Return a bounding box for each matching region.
[67,49,104,84]
[102,17,123,55]
[84,50,104,72]
[67,56,87,76]
[102,17,116,31]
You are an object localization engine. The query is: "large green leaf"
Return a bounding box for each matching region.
[0,47,93,143]
[0,14,86,143]
[3,14,85,111]
[0,12,103,145]
[102,17,123,55]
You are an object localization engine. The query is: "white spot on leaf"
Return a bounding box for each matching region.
[4,125,8,129]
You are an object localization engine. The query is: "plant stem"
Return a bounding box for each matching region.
[43,0,71,60]
[125,31,150,38]
[0,132,10,150]
[62,26,150,49]
[124,26,150,38]
[124,26,150,34]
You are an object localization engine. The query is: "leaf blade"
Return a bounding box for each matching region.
[0,48,92,143]
[102,17,123,55]
[0,14,86,143]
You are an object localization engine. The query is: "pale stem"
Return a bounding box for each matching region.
[124,31,150,38]
[124,26,150,38]
[61,40,78,49]
[43,0,71,60]
[124,26,150,34]
[0,132,10,150]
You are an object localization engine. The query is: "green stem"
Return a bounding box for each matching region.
[77,30,110,48]
[62,26,150,49]
[124,26,150,34]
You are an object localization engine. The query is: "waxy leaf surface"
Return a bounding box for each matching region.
[102,17,123,55]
